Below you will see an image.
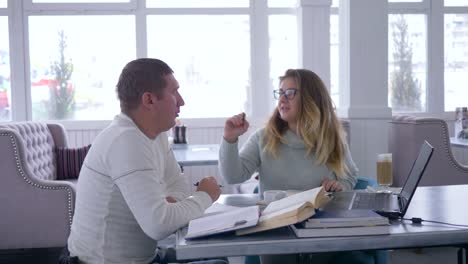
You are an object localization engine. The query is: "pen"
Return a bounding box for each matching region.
[234,220,247,226]
[194,182,224,188]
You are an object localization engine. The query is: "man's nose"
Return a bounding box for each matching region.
[178,94,185,107]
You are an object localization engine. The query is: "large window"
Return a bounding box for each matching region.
[147,15,250,118]
[388,14,427,112]
[0,16,9,122]
[4,1,326,122]
[269,15,298,89]
[268,0,297,8]
[445,14,468,111]
[33,0,130,2]
[330,0,339,106]
[29,16,135,120]
[146,0,248,8]
[445,0,468,7]
[388,0,468,115]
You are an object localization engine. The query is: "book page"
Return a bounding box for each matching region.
[204,203,241,215]
[186,205,259,239]
[259,202,312,221]
[262,187,323,215]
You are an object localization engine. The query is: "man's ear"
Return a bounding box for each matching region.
[141,92,156,109]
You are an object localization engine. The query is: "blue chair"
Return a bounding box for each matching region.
[244,176,387,264]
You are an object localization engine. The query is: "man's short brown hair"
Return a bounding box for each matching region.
[116,58,174,113]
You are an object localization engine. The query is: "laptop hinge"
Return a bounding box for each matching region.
[398,195,406,212]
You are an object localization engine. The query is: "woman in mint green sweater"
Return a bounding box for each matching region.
[219,69,378,264]
[220,69,358,196]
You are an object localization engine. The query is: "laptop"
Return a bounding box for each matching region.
[323,140,434,219]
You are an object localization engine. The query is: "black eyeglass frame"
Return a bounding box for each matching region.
[273,88,298,100]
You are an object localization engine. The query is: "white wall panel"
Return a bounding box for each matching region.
[66,119,468,192]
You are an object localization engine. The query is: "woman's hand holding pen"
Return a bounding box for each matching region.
[224,112,249,143]
[196,176,221,202]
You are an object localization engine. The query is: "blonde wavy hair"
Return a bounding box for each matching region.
[264,69,349,177]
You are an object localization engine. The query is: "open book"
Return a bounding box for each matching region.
[185,205,260,239]
[236,186,330,235]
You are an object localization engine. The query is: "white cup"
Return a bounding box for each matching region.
[263,190,287,203]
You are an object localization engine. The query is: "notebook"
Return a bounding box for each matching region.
[323,141,434,219]
[185,205,260,239]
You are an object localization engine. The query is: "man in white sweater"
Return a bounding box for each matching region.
[67,58,223,264]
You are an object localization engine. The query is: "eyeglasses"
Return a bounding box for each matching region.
[273,88,298,100]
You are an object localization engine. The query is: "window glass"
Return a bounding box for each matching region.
[146,0,248,8]
[0,1,6,8]
[147,15,250,118]
[445,0,468,7]
[268,0,297,8]
[388,0,422,2]
[0,16,10,121]
[331,0,338,8]
[29,15,135,120]
[269,15,298,106]
[330,14,339,106]
[33,0,129,2]
[388,14,427,112]
[445,14,468,111]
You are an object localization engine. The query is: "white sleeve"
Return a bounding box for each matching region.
[163,147,191,201]
[109,132,212,241]
[115,170,212,241]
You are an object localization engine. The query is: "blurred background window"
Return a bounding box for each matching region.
[28,15,135,120]
[268,0,297,8]
[444,14,468,111]
[269,14,298,108]
[146,0,248,8]
[388,14,427,113]
[0,16,10,122]
[147,15,250,118]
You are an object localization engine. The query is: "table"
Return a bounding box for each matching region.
[172,144,219,167]
[176,185,468,260]
[450,137,468,148]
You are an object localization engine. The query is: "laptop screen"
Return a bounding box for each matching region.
[399,141,434,216]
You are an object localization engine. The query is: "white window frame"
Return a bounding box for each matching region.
[4,0,333,129]
[388,0,468,119]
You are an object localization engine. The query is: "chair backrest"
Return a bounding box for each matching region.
[388,115,468,186]
[0,122,68,181]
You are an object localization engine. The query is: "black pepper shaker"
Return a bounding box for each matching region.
[181,125,187,144]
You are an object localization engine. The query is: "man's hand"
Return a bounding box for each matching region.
[196,176,221,202]
[321,179,343,192]
[224,112,249,143]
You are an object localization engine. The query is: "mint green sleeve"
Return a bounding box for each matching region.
[338,144,359,190]
[219,130,262,185]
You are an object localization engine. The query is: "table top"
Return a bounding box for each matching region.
[450,137,468,148]
[176,185,468,260]
[172,144,219,166]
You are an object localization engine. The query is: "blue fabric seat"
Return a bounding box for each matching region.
[244,176,387,264]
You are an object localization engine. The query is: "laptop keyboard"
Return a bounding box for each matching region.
[352,192,386,209]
